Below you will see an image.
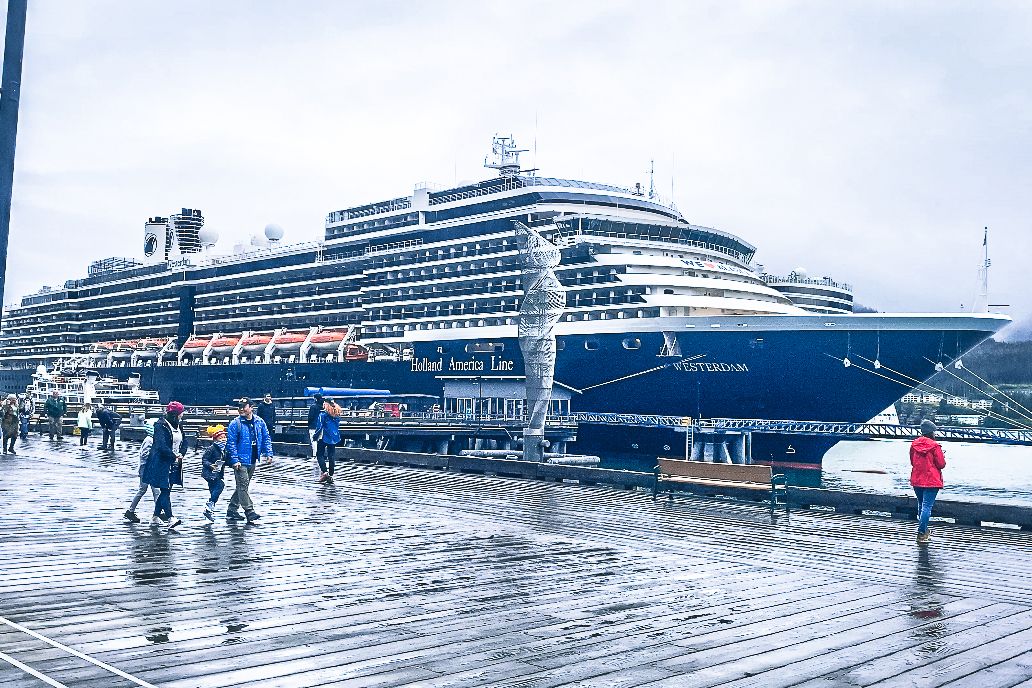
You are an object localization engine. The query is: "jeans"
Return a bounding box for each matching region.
[102,425,118,449]
[914,486,940,534]
[3,434,14,452]
[19,416,29,439]
[79,428,91,445]
[228,463,256,513]
[207,477,225,506]
[317,441,336,477]
[48,416,62,439]
[154,488,173,520]
[129,480,160,512]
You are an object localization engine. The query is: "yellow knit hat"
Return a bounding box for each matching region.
[207,424,226,437]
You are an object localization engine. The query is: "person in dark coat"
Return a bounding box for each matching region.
[1,395,19,454]
[142,402,186,531]
[911,419,946,544]
[257,394,276,435]
[96,404,122,450]
[307,393,323,459]
[201,425,228,522]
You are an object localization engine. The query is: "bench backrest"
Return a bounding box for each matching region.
[657,458,772,484]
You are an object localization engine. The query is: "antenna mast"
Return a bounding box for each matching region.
[974,227,990,313]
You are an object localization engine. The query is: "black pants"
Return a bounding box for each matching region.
[102,426,117,449]
[79,428,90,445]
[3,434,14,452]
[317,441,336,476]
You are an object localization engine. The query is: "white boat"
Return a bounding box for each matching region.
[26,363,159,406]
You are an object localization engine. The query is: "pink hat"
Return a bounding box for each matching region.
[166,401,185,415]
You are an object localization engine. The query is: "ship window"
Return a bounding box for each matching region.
[584,339,600,351]
[664,289,674,295]
[466,342,504,353]
[633,251,642,255]
[622,337,641,349]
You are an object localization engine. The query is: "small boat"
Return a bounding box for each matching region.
[271,331,308,353]
[26,364,159,405]
[134,338,168,360]
[344,344,368,362]
[208,336,240,355]
[308,329,348,351]
[239,334,272,354]
[109,340,138,360]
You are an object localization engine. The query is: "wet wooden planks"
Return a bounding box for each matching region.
[2,440,1032,685]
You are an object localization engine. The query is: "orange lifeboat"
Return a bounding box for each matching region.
[182,337,211,351]
[308,329,347,351]
[344,344,368,362]
[110,340,138,359]
[89,342,113,353]
[271,331,307,353]
[239,334,272,354]
[208,336,240,355]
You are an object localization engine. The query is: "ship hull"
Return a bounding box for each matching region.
[3,315,997,466]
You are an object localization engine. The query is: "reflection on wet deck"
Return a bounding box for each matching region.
[2,437,1032,686]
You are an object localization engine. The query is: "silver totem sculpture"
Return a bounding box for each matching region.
[515,221,566,462]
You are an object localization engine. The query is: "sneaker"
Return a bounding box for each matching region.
[325,475,334,485]
[917,532,930,544]
[204,500,215,511]
[203,506,215,522]
[8,449,14,455]
[150,515,162,526]
[245,511,261,524]
[226,510,244,521]
[318,472,329,483]
[166,518,182,531]
[123,510,141,523]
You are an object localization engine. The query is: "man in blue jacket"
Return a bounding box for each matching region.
[226,398,273,524]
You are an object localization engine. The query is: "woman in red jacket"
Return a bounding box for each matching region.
[911,419,946,543]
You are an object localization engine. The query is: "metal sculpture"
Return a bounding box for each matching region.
[515,221,566,462]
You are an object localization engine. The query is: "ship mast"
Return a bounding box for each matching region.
[484,135,529,178]
[973,227,990,313]
[0,0,27,305]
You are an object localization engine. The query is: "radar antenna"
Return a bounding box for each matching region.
[485,135,533,178]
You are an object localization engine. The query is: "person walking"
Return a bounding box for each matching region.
[44,390,66,441]
[77,403,94,446]
[124,420,161,524]
[18,395,33,441]
[143,402,186,531]
[257,393,277,436]
[201,425,229,522]
[96,404,122,450]
[315,398,342,484]
[307,393,323,459]
[225,398,272,524]
[1,395,19,454]
[911,419,946,544]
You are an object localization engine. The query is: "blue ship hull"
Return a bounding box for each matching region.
[15,316,991,467]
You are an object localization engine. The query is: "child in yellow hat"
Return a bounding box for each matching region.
[201,425,228,522]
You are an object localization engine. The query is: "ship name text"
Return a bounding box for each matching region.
[672,361,749,373]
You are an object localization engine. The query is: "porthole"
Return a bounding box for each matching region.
[584,339,600,351]
[622,337,641,350]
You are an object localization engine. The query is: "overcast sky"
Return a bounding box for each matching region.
[3,1,1030,339]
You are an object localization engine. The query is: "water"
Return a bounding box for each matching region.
[603,440,1032,508]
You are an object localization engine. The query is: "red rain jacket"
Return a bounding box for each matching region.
[910,436,946,488]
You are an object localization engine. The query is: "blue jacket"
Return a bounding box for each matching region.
[142,419,185,489]
[316,411,341,445]
[226,415,272,466]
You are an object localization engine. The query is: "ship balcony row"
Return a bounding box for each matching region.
[364,280,523,305]
[195,308,363,331]
[368,256,520,286]
[197,297,362,319]
[366,300,521,322]
[362,238,517,273]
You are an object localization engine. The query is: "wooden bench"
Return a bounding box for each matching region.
[653,458,788,514]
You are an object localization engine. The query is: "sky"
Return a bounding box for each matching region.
[2,0,1030,339]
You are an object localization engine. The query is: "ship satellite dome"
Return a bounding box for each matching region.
[264,223,284,242]
[250,233,269,247]
[198,226,219,246]
[36,364,47,376]
[794,267,808,278]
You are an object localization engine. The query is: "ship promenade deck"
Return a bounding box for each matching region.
[4,438,1032,686]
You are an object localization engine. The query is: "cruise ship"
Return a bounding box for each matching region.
[0,137,1009,465]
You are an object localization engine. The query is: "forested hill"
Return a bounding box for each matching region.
[935,338,1032,386]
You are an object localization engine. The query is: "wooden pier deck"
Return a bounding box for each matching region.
[3,438,1032,686]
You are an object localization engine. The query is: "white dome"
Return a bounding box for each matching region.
[198,226,219,246]
[794,267,808,278]
[264,223,284,241]
[250,233,269,247]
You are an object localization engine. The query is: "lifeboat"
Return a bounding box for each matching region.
[134,338,167,360]
[271,331,308,353]
[89,342,113,354]
[344,344,368,362]
[238,334,272,354]
[181,337,211,357]
[208,336,240,355]
[308,329,347,351]
[109,340,138,360]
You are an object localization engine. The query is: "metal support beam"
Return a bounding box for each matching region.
[0,0,27,304]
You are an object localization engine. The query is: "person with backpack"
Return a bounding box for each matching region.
[96,404,123,450]
[124,419,161,524]
[911,419,947,544]
[315,398,342,485]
